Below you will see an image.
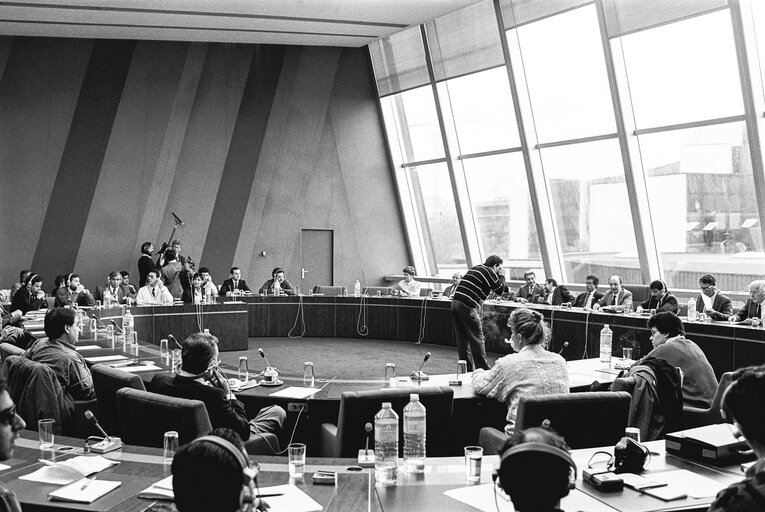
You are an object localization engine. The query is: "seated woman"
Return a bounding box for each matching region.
[182,273,205,304]
[708,365,765,512]
[472,308,569,435]
[645,312,717,408]
[393,266,421,297]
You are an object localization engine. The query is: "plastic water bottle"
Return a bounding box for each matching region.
[354,280,361,297]
[599,324,612,365]
[403,393,426,473]
[374,402,399,485]
[123,306,134,339]
[687,298,696,321]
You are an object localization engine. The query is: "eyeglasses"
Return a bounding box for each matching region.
[0,405,18,425]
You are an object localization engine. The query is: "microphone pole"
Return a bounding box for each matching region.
[110,320,124,334]
[168,334,182,349]
[410,352,431,381]
[358,422,375,467]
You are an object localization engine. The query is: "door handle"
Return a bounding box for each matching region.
[301,268,308,279]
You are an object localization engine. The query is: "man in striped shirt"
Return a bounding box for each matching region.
[451,255,506,371]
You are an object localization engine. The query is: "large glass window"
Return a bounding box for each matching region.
[406,163,466,274]
[637,123,764,292]
[619,10,743,128]
[462,153,541,277]
[380,85,445,164]
[512,4,616,142]
[540,140,640,283]
[751,0,765,104]
[437,67,520,155]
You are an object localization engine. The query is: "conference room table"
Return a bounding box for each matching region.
[0,432,747,512]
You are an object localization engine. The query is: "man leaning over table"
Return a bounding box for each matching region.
[136,270,174,306]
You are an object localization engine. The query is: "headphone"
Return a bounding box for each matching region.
[494,442,578,495]
[192,435,258,511]
[272,267,283,278]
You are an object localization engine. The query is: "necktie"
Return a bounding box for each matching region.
[152,288,157,298]
[612,294,617,305]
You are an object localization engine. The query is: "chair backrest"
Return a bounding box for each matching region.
[709,371,734,413]
[515,392,632,449]
[611,377,636,395]
[363,286,391,296]
[116,388,212,447]
[624,284,651,304]
[419,288,433,297]
[335,386,454,457]
[91,364,146,436]
[313,285,347,296]
[0,343,25,361]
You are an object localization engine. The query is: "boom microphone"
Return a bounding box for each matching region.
[558,341,570,355]
[410,352,431,381]
[171,212,185,228]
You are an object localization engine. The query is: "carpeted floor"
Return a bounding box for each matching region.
[218,337,504,380]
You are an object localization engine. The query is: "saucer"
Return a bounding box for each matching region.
[260,379,284,387]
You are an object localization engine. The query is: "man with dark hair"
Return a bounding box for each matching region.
[696,274,732,321]
[259,267,295,296]
[138,241,156,288]
[538,278,573,306]
[732,280,765,325]
[9,270,30,301]
[151,333,285,442]
[645,312,717,408]
[517,271,543,304]
[573,274,603,309]
[160,250,183,299]
[219,267,251,296]
[0,377,26,512]
[54,273,95,308]
[136,270,174,306]
[451,255,506,371]
[198,267,219,297]
[708,365,765,512]
[119,271,137,297]
[172,427,268,512]
[10,274,46,315]
[639,279,678,314]
[93,271,132,305]
[25,308,96,401]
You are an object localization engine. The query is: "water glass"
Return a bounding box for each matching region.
[303,362,315,387]
[622,347,633,361]
[38,419,55,449]
[457,360,468,379]
[159,338,169,358]
[288,443,306,479]
[238,357,249,382]
[163,431,179,464]
[464,446,483,483]
[171,349,182,373]
[625,427,641,443]
[384,363,396,385]
[128,331,138,347]
[95,300,101,309]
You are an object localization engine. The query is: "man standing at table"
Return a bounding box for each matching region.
[517,271,543,304]
[136,270,174,305]
[593,275,633,311]
[573,274,603,309]
[696,274,733,321]
[451,255,505,371]
[219,267,251,296]
[0,378,25,512]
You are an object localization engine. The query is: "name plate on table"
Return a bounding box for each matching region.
[665,424,756,465]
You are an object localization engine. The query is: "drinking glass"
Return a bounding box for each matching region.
[38,419,55,449]
[622,347,633,361]
[164,431,179,464]
[457,360,468,379]
[160,338,169,358]
[464,446,483,483]
[384,363,396,386]
[303,362,315,387]
[288,443,306,479]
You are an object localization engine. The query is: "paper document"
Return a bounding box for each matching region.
[650,469,729,498]
[228,379,260,392]
[255,484,322,512]
[118,363,158,373]
[75,345,101,351]
[20,456,118,485]
[85,355,128,363]
[49,478,121,503]
[138,475,174,500]
[268,387,319,399]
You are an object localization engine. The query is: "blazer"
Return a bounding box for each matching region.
[597,289,634,310]
[219,278,251,296]
[695,293,733,321]
[573,290,604,309]
[517,283,544,303]
[538,286,573,306]
[733,299,763,323]
[641,293,679,314]
[93,284,133,305]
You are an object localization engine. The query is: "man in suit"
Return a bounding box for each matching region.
[594,275,633,311]
[93,271,132,305]
[639,279,679,314]
[537,278,573,306]
[150,332,285,442]
[517,271,544,304]
[443,272,462,299]
[696,274,733,321]
[573,274,604,309]
[219,267,251,296]
[732,280,765,324]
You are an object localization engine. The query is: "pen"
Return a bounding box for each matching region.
[80,477,95,490]
[254,493,284,498]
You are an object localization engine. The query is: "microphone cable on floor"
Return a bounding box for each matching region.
[416,295,429,344]
[288,294,306,339]
[356,294,368,336]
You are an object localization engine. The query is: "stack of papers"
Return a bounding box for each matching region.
[139,475,174,500]
[49,479,121,503]
[228,379,260,392]
[20,456,118,485]
[114,362,159,373]
[256,485,322,512]
[85,355,129,363]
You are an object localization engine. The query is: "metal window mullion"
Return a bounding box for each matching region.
[729,0,765,248]
[494,0,565,281]
[419,25,481,268]
[595,0,662,283]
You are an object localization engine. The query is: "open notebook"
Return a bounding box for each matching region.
[49,479,121,503]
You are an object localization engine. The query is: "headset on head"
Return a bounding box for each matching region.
[494,442,578,493]
[192,435,259,511]
[272,268,283,278]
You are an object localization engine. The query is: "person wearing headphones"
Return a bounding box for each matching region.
[638,279,678,314]
[150,333,285,443]
[258,268,295,296]
[472,308,568,435]
[53,273,95,308]
[172,427,269,512]
[495,427,576,512]
[9,273,46,315]
[708,364,765,511]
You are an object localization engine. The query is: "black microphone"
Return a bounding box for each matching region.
[410,352,431,381]
[172,211,185,228]
[258,348,272,368]
[558,341,570,355]
[167,334,182,349]
[91,314,108,329]
[110,320,124,334]
[84,410,110,441]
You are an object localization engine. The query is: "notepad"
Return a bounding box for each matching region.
[255,485,322,512]
[21,456,119,485]
[85,355,128,363]
[75,345,101,351]
[138,475,174,500]
[49,478,121,503]
[118,363,158,373]
[268,387,320,399]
